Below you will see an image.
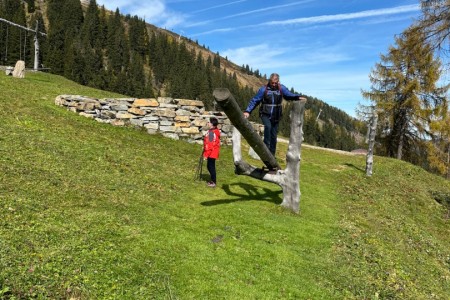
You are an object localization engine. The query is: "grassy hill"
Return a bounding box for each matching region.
[0,72,449,299]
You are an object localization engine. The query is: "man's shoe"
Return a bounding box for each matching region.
[268,168,278,175]
[207,182,216,187]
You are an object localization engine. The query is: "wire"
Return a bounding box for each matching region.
[23,30,27,62]
[5,25,8,62]
[19,29,22,60]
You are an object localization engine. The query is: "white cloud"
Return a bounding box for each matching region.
[222,44,286,69]
[187,0,313,29]
[213,0,314,21]
[96,0,186,29]
[194,4,421,36]
[192,0,248,14]
[281,71,372,116]
[222,43,354,73]
[264,4,420,26]
[96,0,130,9]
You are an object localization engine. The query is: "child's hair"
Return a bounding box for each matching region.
[210,117,218,127]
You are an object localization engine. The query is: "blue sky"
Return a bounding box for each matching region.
[96,0,422,117]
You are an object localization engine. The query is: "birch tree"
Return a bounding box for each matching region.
[366,111,378,177]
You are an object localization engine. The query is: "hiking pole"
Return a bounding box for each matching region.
[194,152,204,181]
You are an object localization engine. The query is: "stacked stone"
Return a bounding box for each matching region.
[55,95,262,144]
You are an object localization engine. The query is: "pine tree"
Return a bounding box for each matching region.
[362,27,448,162]
[98,5,108,48]
[78,0,104,87]
[46,0,83,76]
[80,0,100,49]
[303,113,319,145]
[171,42,197,98]
[148,32,167,87]
[63,0,84,39]
[106,8,129,75]
[129,51,147,97]
[46,0,65,74]
[320,122,335,148]
[213,51,220,68]
[62,0,84,79]
[128,16,148,60]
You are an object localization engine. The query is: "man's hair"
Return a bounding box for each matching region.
[210,117,218,127]
[269,73,280,81]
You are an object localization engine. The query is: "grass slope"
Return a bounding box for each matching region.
[0,72,449,299]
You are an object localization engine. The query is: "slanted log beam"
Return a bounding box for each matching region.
[212,88,280,170]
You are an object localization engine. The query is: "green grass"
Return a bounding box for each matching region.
[0,72,449,299]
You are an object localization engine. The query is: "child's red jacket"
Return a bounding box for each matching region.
[203,128,221,159]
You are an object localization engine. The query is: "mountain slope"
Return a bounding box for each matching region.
[0,72,449,299]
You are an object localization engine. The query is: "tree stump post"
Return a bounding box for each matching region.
[366,112,378,176]
[213,88,307,213]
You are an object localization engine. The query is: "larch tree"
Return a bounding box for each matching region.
[362,27,448,162]
[417,0,450,178]
[417,0,450,62]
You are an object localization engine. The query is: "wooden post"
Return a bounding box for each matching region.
[34,20,40,71]
[366,112,378,176]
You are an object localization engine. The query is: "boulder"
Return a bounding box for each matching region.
[12,60,25,78]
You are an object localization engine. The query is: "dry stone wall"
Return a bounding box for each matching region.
[55,95,263,144]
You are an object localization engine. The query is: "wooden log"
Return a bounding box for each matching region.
[213,88,280,170]
[366,112,378,176]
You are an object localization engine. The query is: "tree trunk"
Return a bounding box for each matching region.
[34,20,40,71]
[213,88,306,213]
[366,112,378,176]
[397,132,404,160]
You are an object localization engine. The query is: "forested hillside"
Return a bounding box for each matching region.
[0,0,365,151]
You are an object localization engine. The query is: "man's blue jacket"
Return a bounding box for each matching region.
[245,83,302,122]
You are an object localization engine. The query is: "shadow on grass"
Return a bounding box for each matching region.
[344,163,365,173]
[201,182,282,206]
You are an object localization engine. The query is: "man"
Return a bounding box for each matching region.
[244,73,306,159]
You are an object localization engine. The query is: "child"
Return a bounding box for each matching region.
[203,117,221,187]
